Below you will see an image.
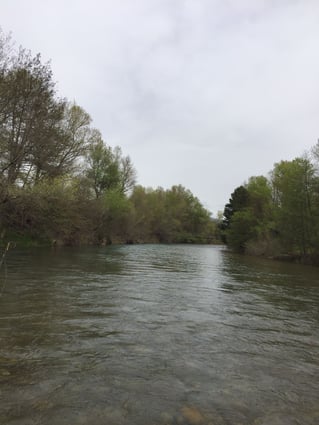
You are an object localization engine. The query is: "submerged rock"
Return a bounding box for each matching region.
[180,406,205,425]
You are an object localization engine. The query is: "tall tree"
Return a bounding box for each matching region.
[118,151,137,194]
[271,158,315,255]
[85,139,137,198]
[246,175,273,232]
[222,178,274,253]
[50,102,93,177]
[0,48,65,185]
[220,185,250,245]
[85,137,121,198]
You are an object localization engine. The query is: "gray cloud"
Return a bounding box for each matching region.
[2,0,319,212]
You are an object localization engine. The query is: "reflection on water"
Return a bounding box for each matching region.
[0,245,319,424]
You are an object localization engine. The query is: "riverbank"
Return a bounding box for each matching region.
[0,232,220,249]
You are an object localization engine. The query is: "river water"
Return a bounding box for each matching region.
[0,245,319,425]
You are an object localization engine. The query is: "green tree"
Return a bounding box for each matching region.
[0,49,65,185]
[220,185,250,244]
[225,209,257,253]
[165,185,213,243]
[85,139,136,199]
[246,176,272,217]
[117,150,137,194]
[36,102,93,180]
[99,189,133,243]
[85,137,121,198]
[222,178,275,253]
[271,157,316,255]
[129,186,152,241]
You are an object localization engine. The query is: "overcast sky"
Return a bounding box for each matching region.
[2,0,319,213]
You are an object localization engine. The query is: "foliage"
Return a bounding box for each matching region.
[0,49,65,185]
[222,154,319,261]
[221,186,249,227]
[271,158,316,255]
[220,185,250,243]
[85,136,121,198]
[225,210,257,253]
[129,185,217,244]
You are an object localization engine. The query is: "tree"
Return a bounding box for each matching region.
[220,185,250,244]
[49,102,93,177]
[246,176,272,215]
[221,178,276,253]
[97,189,133,243]
[85,139,137,198]
[118,152,137,194]
[25,101,95,183]
[271,158,316,255]
[165,185,213,242]
[225,209,257,253]
[246,175,274,234]
[0,31,95,186]
[222,185,250,229]
[0,47,65,185]
[0,28,13,75]
[85,137,121,198]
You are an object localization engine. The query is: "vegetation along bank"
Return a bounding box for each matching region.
[1,29,317,264]
[0,30,218,247]
[220,146,319,265]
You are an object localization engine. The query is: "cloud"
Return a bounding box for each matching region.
[2,0,319,212]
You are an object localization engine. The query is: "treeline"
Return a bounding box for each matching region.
[220,148,319,263]
[0,30,217,246]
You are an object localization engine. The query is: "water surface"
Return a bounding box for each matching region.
[1,245,319,424]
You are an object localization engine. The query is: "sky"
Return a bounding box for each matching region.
[1,0,319,214]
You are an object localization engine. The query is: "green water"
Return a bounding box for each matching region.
[0,245,318,424]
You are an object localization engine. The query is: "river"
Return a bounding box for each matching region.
[0,244,319,425]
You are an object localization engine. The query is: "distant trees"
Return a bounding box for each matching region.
[221,148,319,262]
[129,185,217,244]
